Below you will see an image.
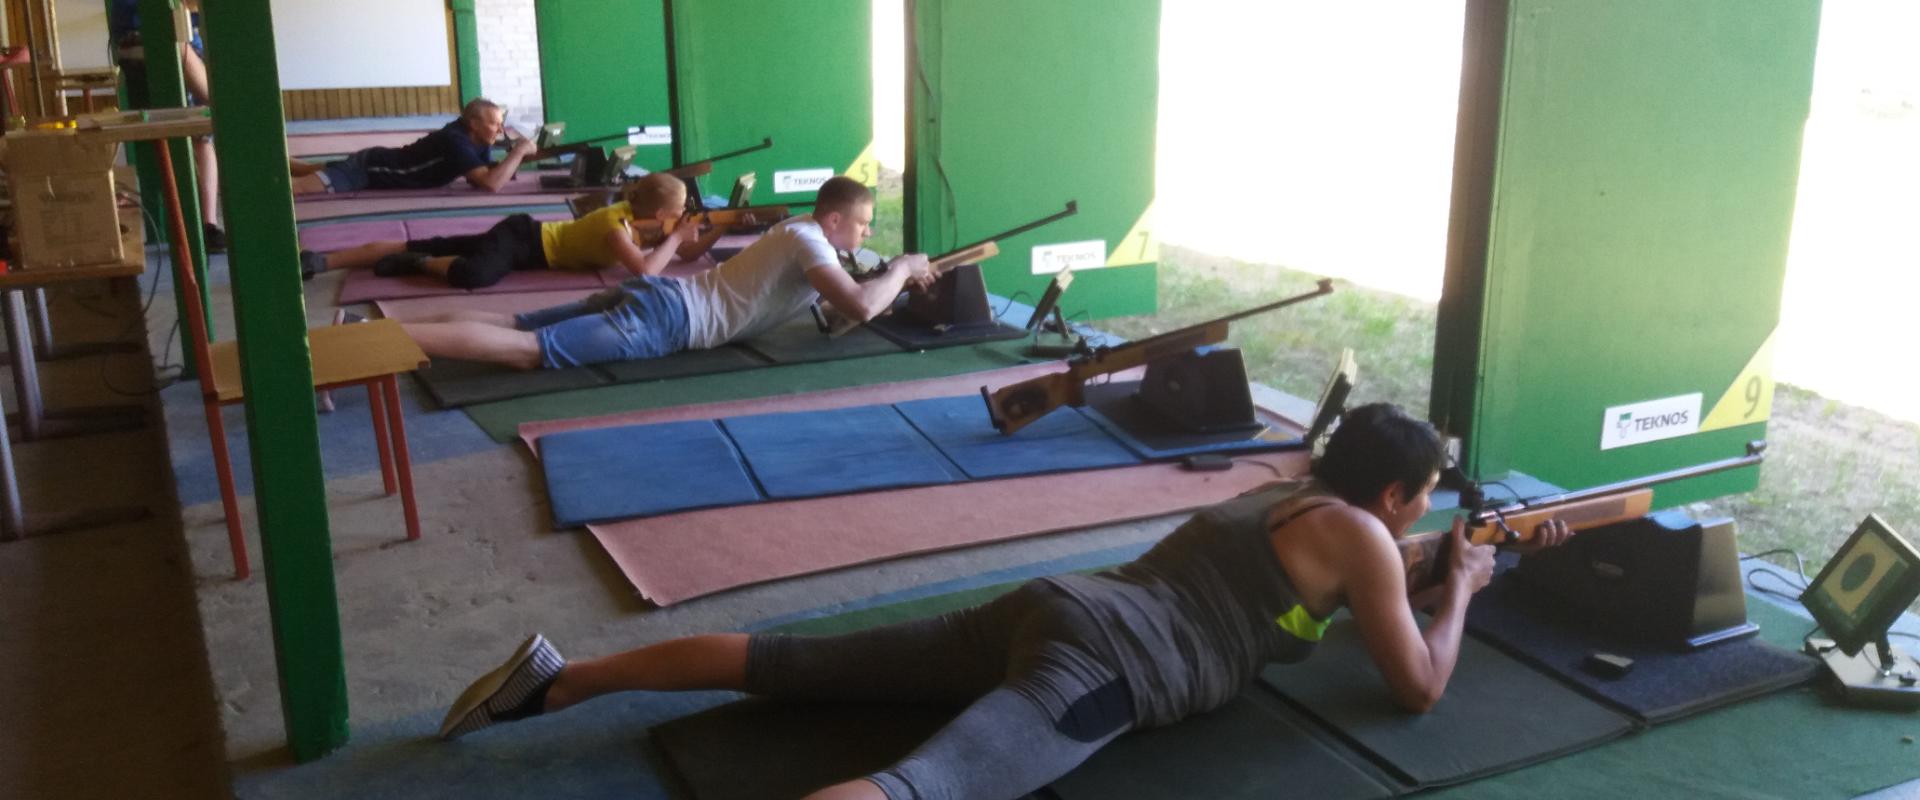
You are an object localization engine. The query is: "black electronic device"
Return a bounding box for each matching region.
[1511,513,1758,650]
[1180,454,1235,472]
[1582,652,1636,679]
[1024,268,1084,358]
[728,172,756,209]
[1301,348,1356,451]
[1799,515,1920,708]
[904,263,993,329]
[1136,348,1262,435]
[540,144,635,190]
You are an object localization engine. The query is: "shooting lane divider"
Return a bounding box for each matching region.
[843,141,880,186]
[1700,327,1777,432]
[1105,199,1158,268]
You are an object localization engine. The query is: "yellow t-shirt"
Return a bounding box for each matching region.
[539,201,635,271]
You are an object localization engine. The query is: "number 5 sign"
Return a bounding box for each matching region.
[1700,329,1777,432]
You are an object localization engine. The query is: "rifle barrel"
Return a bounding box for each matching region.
[1109,279,1335,358]
[944,201,1079,260]
[681,136,774,167]
[1471,441,1767,524]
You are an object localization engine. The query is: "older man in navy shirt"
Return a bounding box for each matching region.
[290,98,537,194]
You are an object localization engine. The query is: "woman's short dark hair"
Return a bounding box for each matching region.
[1311,402,1445,506]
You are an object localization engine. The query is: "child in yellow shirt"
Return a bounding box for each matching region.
[299,173,734,288]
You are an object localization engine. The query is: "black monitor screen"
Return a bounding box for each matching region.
[729,173,757,208]
[1025,268,1074,331]
[1801,515,1920,656]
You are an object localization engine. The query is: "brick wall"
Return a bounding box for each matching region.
[474,0,545,126]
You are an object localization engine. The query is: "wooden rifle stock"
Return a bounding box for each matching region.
[653,204,792,234]
[981,280,1335,434]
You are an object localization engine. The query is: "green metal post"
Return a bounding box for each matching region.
[450,0,482,104]
[198,1,349,762]
[136,0,213,363]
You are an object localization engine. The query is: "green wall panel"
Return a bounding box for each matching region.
[667,0,872,203]
[1433,0,1821,506]
[535,0,674,172]
[907,0,1160,319]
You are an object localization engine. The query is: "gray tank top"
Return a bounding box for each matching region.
[1045,480,1339,727]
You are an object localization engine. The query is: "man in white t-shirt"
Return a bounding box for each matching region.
[399,177,934,370]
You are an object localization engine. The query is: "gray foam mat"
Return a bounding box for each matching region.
[738,316,904,364]
[1466,567,1819,724]
[414,358,610,408]
[653,698,985,800]
[1259,613,1636,788]
[1052,687,1403,800]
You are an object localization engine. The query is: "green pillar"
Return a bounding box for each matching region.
[450,0,482,104]
[198,1,349,762]
[137,0,213,359]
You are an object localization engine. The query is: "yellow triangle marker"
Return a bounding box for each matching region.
[1105,199,1158,267]
[842,141,880,186]
[1700,328,1777,432]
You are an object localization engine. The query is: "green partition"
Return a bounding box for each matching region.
[906,0,1160,319]
[665,0,874,203]
[535,0,673,172]
[1432,0,1821,505]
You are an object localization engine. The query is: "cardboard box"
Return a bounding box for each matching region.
[3,130,122,270]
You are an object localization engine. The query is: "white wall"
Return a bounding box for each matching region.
[475,0,543,126]
[271,0,450,89]
[54,0,114,70]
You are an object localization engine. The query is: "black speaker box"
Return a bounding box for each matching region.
[1511,512,1757,650]
[1135,348,1260,435]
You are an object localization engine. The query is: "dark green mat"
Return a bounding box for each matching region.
[735,315,902,364]
[466,338,1034,442]
[659,576,1915,800]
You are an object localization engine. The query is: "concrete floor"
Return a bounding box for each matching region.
[0,222,1188,798]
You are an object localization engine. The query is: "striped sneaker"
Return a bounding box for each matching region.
[439,633,567,741]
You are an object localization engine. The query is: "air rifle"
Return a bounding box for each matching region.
[980,279,1336,434]
[662,136,775,180]
[1398,441,1769,595]
[522,124,664,162]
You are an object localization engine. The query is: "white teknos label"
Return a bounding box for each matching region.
[1599,393,1703,450]
[774,168,836,194]
[627,126,672,146]
[1031,240,1108,275]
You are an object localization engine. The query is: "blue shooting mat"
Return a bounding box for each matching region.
[719,404,967,500]
[894,396,1143,479]
[537,420,762,528]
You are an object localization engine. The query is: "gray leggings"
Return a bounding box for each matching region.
[745,581,1136,800]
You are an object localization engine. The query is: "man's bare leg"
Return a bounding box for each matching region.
[289,158,326,177]
[408,310,518,327]
[291,172,329,194]
[194,136,220,227]
[318,240,407,271]
[400,321,541,369]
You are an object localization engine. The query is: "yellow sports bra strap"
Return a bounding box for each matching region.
[1274,604,1331,642]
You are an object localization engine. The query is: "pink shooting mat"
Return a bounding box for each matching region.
[516,365,1312,605]
[295,170,576,203]
[286,129,430,158]
[373,289,605,322]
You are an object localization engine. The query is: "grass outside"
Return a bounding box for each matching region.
[1098,244,1920,584]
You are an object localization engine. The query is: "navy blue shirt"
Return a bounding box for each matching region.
[358,120,494,190]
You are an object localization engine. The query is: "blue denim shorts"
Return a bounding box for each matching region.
[515,275,691,369]
[319,151,372,193]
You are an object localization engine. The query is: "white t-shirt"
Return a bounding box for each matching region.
[677,216,839,349]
